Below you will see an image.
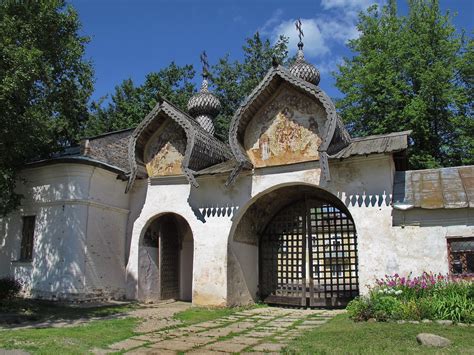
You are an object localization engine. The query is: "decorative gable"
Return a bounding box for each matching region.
[127,98,232,192]
[144,120,187,177]
[244,84,326,168]
[227,65,351,185]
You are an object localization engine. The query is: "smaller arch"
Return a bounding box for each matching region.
[137,212,194,302]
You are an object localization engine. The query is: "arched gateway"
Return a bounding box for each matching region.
[139,213,193,302]
[260,197,359,307]
[229,184,359,308]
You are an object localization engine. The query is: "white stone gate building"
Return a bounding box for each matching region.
[1,40,473,307]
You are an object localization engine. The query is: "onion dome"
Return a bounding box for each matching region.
[289,20,320,85]
[187,51,221,135]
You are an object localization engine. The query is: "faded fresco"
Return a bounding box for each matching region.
[244,85,327,168]
[144,120,187,176]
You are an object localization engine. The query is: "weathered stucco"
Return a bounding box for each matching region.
[244,85,326,168]
[144,120,187,177]
[1,164,129,300]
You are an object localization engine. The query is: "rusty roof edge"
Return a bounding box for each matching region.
[350,130,412,142]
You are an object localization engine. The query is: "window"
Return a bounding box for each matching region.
[20,216,36,261]
[447,238,474,277]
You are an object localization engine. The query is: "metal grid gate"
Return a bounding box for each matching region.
[260,198,359,307]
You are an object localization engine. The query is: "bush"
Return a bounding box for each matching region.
[0,277,23,301]
[347,272,474,323]
[347,297,372,321]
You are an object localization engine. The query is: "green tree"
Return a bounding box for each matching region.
[0,0,94,215]
[335,0,473,168]
[88,32,288,141]
[85,63,195,135]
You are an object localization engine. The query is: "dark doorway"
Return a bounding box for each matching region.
[141,213,193,302]
[259,197,359,307]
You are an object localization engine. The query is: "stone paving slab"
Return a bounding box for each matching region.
[100,303,338,354]
[149,339,195,351]
[252,342,287,352]
[109,338,147,351]
[247,331,276,338]
[126,349,176,355]
[203,340,250,353]
[228,336,262,346]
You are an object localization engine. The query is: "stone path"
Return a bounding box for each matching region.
[105,305,343,354]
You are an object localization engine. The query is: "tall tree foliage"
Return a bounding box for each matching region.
[0,0,93,215]
[85,63,195,135]
[335,0,473,168]
[86,32,288,141]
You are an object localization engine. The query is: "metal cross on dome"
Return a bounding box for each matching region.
[295,19,304,49]
[200,50,209,77]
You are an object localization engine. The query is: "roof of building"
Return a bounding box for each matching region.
[126,98,232,191]
[194,130,411,177]
[227,64,351,185]
[330,130,411,159]
[393,165,474,210]
[83,128,134,172]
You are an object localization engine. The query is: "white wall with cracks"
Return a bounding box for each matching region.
[1,155,472,306]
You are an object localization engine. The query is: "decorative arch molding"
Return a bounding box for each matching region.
[228,182,350,246]
[126,98,232,192]
[227,65,351,186]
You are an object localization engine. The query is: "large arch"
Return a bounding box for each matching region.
[227,183,359,307]
[137,212,194,302]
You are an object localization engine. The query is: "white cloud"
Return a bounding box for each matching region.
[321,0,374,11]
[261,0,381,60]
[317,57,344,75]
[272,18,330,57]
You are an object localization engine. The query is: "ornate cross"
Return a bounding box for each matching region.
[200,50,209,77]
[295,19,304,49]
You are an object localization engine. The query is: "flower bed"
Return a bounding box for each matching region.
[347,272,474,323]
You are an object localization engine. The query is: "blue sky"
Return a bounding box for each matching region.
[70,0,473,102]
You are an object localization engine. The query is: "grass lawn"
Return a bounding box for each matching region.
[0,317,139,354]
[285,314,474,354]
[0,300,141,354]
[0,298,138,324]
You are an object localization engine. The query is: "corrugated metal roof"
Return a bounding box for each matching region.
[330,130,411,159]
[393,166,474,209]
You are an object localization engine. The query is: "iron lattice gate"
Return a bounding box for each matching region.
[260,198,359,307]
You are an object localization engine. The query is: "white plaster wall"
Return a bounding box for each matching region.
[0,164,130,300]
[227,154,474,303]
[83,168,129,299]
[127,174,252,306]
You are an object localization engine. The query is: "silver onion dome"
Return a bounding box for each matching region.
[289,20,320,85]
[289,43,320,86]
[187,52,221,135]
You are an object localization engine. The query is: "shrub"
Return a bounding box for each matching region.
[371,295,403,321]
[347,272,474,323]
[347,297,372,321]
[0,277,23,301]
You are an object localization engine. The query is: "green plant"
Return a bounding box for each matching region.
[0,277,22,301]
[372,296,403,321]
[346,297,372,321]
[348,273,474,323]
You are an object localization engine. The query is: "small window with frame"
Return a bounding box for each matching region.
[447,237,473,277]
[20,215,36,262]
